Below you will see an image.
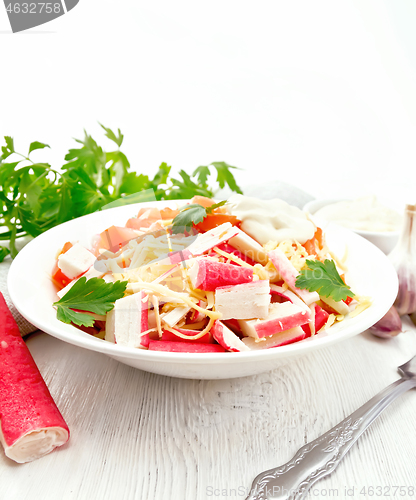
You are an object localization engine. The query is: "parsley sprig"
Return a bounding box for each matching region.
[53,277,127,327]
[295,259,355,302]
[171,200,227,234]
[0,127,242,261]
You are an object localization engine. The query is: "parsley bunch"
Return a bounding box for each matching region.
[0,125,242,261]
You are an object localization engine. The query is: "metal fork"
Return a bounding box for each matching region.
[246,355,416,500]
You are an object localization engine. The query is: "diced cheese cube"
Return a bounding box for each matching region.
[105,291,148,348]
[57,243,96,279]
[238,301,311,339]
[215,280,270,320]
[161,306,191,328]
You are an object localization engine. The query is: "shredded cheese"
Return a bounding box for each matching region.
[329,248,348,272]
[127,282,221,319]
[212,246,253,268]
[325,314,337,329]
[151,265,179,285]
[163,316,215,340]
[205,291,215,310]
[309,303,316,336]
[150,295,163,338]
[349,295,372,318]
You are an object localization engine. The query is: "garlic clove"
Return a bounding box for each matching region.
[388,204,416,316]
[368,305,402,339]
[394,267,416,316]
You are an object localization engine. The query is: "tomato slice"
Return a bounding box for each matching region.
[52,242,73,289]
[190,196,216,208]
[303,238,316,256]
[303,227,324,256]
[160,207,179,220]
[60,241,73,254]
[194,213,240,232]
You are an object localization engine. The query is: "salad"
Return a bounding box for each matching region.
[51,195,371,353]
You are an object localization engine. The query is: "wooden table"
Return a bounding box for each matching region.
[1,317,416,500]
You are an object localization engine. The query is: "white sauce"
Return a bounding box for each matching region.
[227,194,315,245]
[314,196,402,232]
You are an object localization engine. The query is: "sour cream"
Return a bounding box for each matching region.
[227,194,315,245]
[314,196,402,232]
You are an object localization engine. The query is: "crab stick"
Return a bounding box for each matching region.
[0,293,69,463]
[214,280,271,320]
[187,223,240,256]
[189,258,253,291]
[268,249,319,305]
[211,320,250,352]
[105,291,149,348]
[238,301,311,339]
[228,228,269,265]
[161,328,213,343]
[148,340,225,353]
[242,326,308,349]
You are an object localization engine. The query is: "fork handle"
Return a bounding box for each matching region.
[246,377,416,500]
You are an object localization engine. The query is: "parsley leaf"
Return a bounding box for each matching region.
[211,162,243,194]
[295,259,355,302]
[206,200,227,213]
[28,141,50,155]
[0,246,10,262]
[53,277,127,327]
[171,200,227,234]
[171,203,207,234]
[99,123,124,148]
[1,136,14,160]
[192,165,210,188]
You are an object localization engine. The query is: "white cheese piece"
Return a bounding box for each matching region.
[214,280,270,320]
[320,296,350,315]
[57,243,96,279]
[161,305,191,328]
[56,280,77,299]
[83,260,107,279]
[103,274,116,283]
[105,292,148,348]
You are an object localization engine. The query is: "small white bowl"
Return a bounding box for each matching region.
[303,198,401,255]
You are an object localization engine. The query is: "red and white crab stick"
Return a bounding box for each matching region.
[0,293,69,463]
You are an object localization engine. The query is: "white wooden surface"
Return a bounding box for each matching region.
[1,318,416,500]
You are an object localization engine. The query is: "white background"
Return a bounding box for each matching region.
[1,1,416,203]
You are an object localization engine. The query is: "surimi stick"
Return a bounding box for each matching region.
[0,293,69,463]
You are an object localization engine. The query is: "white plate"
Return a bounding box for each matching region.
[8,200,398,380]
